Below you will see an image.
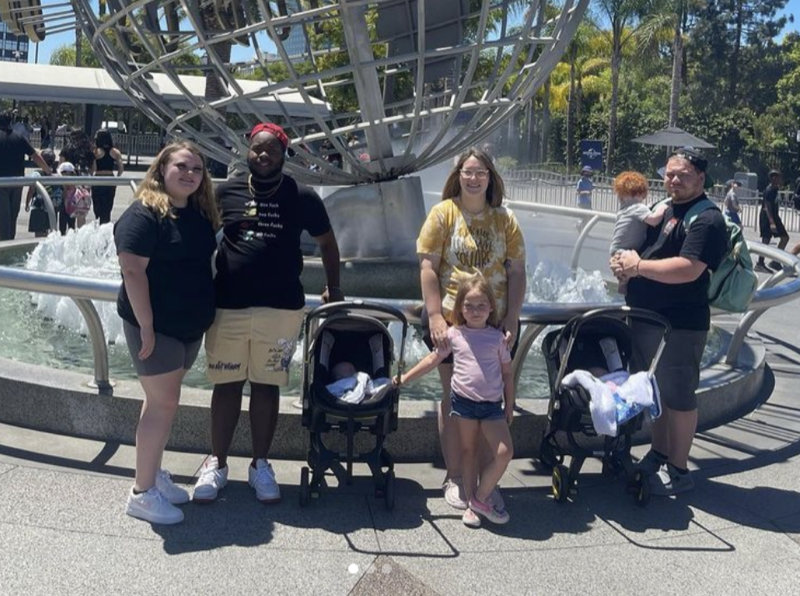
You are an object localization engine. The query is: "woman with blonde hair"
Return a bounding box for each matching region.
[416,147,526,511]
[114,141,221,524]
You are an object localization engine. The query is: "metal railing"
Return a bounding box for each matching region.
[503,169,800,234]
[1,199,798,395]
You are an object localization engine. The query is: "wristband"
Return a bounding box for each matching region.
[635,259,641,277]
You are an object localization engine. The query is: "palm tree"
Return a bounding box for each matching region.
[638,0,695,128]
[594,0,649,173]
[550,24,608,172]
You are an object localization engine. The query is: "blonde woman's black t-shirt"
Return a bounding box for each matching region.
[114,200,217,342]
[626,194,727,331]
[213,174,331,310]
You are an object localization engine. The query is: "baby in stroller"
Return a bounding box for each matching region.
[539,307,670,506]
[299,302,407,510]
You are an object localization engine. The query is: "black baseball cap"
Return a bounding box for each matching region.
[669,147,707,172]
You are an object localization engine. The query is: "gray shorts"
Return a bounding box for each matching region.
[123,321,202,377]
[632,322,707,412]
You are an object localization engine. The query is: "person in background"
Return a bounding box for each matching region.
[756,170,789,273]
[723,180,742,226]
[0,112,52,240]
[115,141,221,525]
[91,129,125,224]
[24,148,59,237]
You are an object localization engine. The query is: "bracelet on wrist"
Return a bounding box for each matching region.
[635,259,641,277]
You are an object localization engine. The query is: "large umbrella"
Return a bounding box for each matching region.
[632,126,715,149]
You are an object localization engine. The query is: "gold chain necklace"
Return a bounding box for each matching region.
[248,174,284,199]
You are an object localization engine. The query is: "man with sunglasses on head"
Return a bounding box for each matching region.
[194,123,344,506]
[610,148,727,496]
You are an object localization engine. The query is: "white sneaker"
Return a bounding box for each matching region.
[443,478,467,510]
[126,487,184,525]
[249,459,281,503]
[193,456,229,503]
[155,469,190,505]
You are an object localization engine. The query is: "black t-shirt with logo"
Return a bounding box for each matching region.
[114,200,217,342]
[0,129,35,177]
[214,174,331,310]
[626,194,727,331]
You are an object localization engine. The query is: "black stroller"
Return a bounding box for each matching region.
[538,306,670,506]
[299,301,408,510]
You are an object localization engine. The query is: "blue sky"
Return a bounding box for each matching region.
[25,0,800,65]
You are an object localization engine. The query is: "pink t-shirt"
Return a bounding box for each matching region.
[438,325,511,403]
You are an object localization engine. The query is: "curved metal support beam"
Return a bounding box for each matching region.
[571,214,602,270]
[71,297,113,395]
[512,323,547,396]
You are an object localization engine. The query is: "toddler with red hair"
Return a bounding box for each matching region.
[609,171,668,293]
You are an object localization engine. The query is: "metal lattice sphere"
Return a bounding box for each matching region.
[64,0,587,184]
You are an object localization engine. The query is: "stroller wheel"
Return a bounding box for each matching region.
[299,466,311,507]
[635,473,651,507]
[383,470,396,511]
[552,464,570,503]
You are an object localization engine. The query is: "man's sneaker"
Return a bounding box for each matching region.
[754,262,771,273]
[469,497,510,525]
[155,469,190,505]
[650,464,695,496]
[769,260,784,272]
[126,487,184,525]
[193,456,229,503]
[637,450,668,476]
[249,459,281,503]
[443,478,467,510]
[462,508,481,528]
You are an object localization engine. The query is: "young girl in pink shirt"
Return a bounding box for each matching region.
[397,275,514,527]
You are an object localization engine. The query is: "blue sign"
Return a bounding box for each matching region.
[580,140,603,171]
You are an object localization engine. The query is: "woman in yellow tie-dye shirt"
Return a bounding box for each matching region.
[416,147,526,511]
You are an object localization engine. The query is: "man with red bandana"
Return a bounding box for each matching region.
[193,123,344,504]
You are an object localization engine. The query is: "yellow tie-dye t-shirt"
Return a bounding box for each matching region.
[416,198,526,321]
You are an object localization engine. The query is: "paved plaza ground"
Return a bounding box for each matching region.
[1,174,799,595]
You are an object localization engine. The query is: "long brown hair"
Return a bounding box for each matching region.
[441,147,505,207]
[136,141,221,229]
[451,274,499,328]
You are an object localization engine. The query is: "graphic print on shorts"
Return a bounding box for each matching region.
[267,337,297,372]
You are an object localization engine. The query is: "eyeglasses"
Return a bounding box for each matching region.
[460,169,489,180]
[462,302,491,313]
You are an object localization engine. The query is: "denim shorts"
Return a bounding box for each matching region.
[449,390,505,421]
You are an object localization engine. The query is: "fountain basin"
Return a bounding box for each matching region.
[0,323,766,461]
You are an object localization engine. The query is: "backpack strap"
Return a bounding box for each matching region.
[684,197,719,229]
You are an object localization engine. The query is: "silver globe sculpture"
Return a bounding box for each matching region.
[28,0,586,184]
[3,0,588,290]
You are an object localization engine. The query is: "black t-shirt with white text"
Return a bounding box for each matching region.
[626,194,727,330]
[214,174,332,309]
[114,201,217,342]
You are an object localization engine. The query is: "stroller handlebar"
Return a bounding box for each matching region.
[305,300,409,328]
[550,306,672,390]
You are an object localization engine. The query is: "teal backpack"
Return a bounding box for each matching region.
[682,198,758,313]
